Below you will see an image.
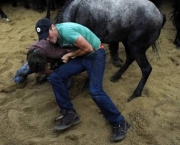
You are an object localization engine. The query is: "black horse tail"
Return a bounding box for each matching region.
[151,43,159,57]
[151,14,166,56]
[161,14,166,28]
[170,0,180,26]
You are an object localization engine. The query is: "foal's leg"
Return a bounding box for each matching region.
[46,0,51,19]
[12,0,17,7]
[109,43,123,67]
[127,50,152,102]
[24,0,31,9]
[174,24,180,48]
[0,8,10,22]
[12,0,31,9]
[0,8,7,18]
[110,41,135,82]
[51,0,56,11]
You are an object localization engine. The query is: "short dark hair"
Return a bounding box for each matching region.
[27,48,47,73]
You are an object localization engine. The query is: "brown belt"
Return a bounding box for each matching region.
[93,44,104,52]
[100,44,104,49]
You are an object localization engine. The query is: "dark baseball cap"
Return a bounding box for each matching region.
[35,18,52,40]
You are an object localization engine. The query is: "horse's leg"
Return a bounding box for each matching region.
[110,40,135,82]
[0,8,10,21]
[173,0,180,48]
[12,0,30,8]
[38,0,46,13]
[127,50,152,102]
[51,0,56,11]
[32,0,45,13]
[109,43,123,67]
[12,0,17,7]
[24,0,31,9]
[174,24,180,48]
[0,8,7,18]
[46,0,51,19]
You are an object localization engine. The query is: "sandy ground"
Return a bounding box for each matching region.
[0,0,180,145]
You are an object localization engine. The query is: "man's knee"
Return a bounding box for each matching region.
[49,72,62,82]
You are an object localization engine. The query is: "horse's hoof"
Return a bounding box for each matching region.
[110,75,119,82]
[176,45,180,49]
[24,4,31,9]
[38,10,44,13]
[111,58,123,67]
[51,7,56,11]
[2,18,10,22]
[12,4,17,7]
[127,96,135,102]
[127,95,140,102]
[127,97,133,102]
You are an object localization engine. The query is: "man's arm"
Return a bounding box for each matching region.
[61,35,94,63]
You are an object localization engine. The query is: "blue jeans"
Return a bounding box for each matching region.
[48,49,124,125]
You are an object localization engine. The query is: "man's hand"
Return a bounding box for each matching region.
[61,53,71,63]
[61,35,94,63]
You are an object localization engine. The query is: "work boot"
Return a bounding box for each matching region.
[54,110,81,131]
[111,120,130,142]
[54,109,67,122]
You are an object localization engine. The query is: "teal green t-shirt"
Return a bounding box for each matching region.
[55,22,101,52]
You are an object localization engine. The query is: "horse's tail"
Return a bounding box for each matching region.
[151,13,166,56]
[170,0,180,26]
[151,43,159,56]
[161,14,166,28]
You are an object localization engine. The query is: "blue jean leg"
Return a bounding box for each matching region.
[84,49,124,125]
[48,57,85,110]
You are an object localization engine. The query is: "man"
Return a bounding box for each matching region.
[14,40,71,86]
[35,18,130,142]
[27,39,66,75]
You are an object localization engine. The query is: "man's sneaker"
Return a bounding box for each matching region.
[111,120,130,142]
[54,110,81,131]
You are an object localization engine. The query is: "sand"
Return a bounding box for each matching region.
[0,0,180,145]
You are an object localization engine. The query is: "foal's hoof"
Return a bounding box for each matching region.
[111,58,123,67]
[127,95,139,102]
[110,74,120,82]
[127,96,134,102]
[38,10,44,13]
[24,4,31,9]
[2,18,10,22]
[12,3,17,7]
[51,7,56,11]
[176,46,180,49]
